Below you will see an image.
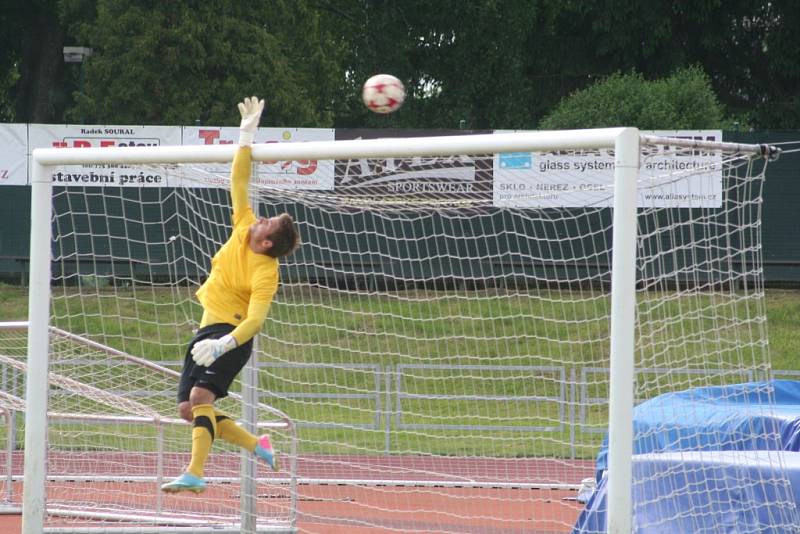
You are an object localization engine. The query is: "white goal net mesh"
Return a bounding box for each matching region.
[7,133,797,533]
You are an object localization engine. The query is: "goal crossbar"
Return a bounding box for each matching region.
[32,129,634,167]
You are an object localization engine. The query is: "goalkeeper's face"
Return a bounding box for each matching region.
[249,216,279,255]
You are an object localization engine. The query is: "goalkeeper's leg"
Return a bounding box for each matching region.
[216,410,278,471]
[161,401,217,493]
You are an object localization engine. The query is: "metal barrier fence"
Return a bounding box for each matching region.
[0,360,778,456]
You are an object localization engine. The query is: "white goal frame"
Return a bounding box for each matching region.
[24,128,773,534]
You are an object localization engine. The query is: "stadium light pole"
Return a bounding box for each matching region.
[63,46,93,121]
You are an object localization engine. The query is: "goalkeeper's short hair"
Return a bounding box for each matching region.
[267,213,300,258]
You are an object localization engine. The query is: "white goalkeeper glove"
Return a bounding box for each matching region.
[191,334,238,367]
[237,96,264,147]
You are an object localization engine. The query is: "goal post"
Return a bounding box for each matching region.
[606,127,639,534]
[22,127,788,533]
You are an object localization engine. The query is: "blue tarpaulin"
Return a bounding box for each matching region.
[575,380,800,533]
[573,450,800,534]
[595,380,800,479]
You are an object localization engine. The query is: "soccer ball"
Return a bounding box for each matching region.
[362,74,405,114]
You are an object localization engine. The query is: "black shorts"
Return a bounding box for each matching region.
[177,323,254,403]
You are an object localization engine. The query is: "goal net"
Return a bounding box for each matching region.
[16,129,797,533]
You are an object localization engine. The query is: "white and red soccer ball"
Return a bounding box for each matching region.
[362,74,405,114]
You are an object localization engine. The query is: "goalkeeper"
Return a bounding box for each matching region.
[162,96,300,493]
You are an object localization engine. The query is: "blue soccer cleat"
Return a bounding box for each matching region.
[254,434,278,471]
[161,472,207,494]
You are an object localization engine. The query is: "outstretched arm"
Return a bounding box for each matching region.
[231,96,264,221]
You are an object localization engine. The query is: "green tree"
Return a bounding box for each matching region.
[2,1,799,128]
[551,0,800,130]
[0,0,66,122]
[539,66,727,130]
[0,64,20,123]
[318,0,800,130]
[60,0,346,126]
[317,0,572,130]
[404,0,556,130]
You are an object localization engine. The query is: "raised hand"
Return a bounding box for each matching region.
[238,96,264,147]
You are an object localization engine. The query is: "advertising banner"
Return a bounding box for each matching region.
[493,130,724,208]
[181,126,335,189]
[333,129,493,207]
[0,124,29,185]
[28,124,182,187]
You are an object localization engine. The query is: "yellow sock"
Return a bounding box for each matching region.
[215,410,258,452]
[187,404,217,478]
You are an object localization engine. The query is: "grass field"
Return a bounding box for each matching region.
[1,283,799,458]
[2,283,797,365]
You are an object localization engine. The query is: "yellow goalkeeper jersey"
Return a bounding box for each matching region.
[195,146,278,345]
